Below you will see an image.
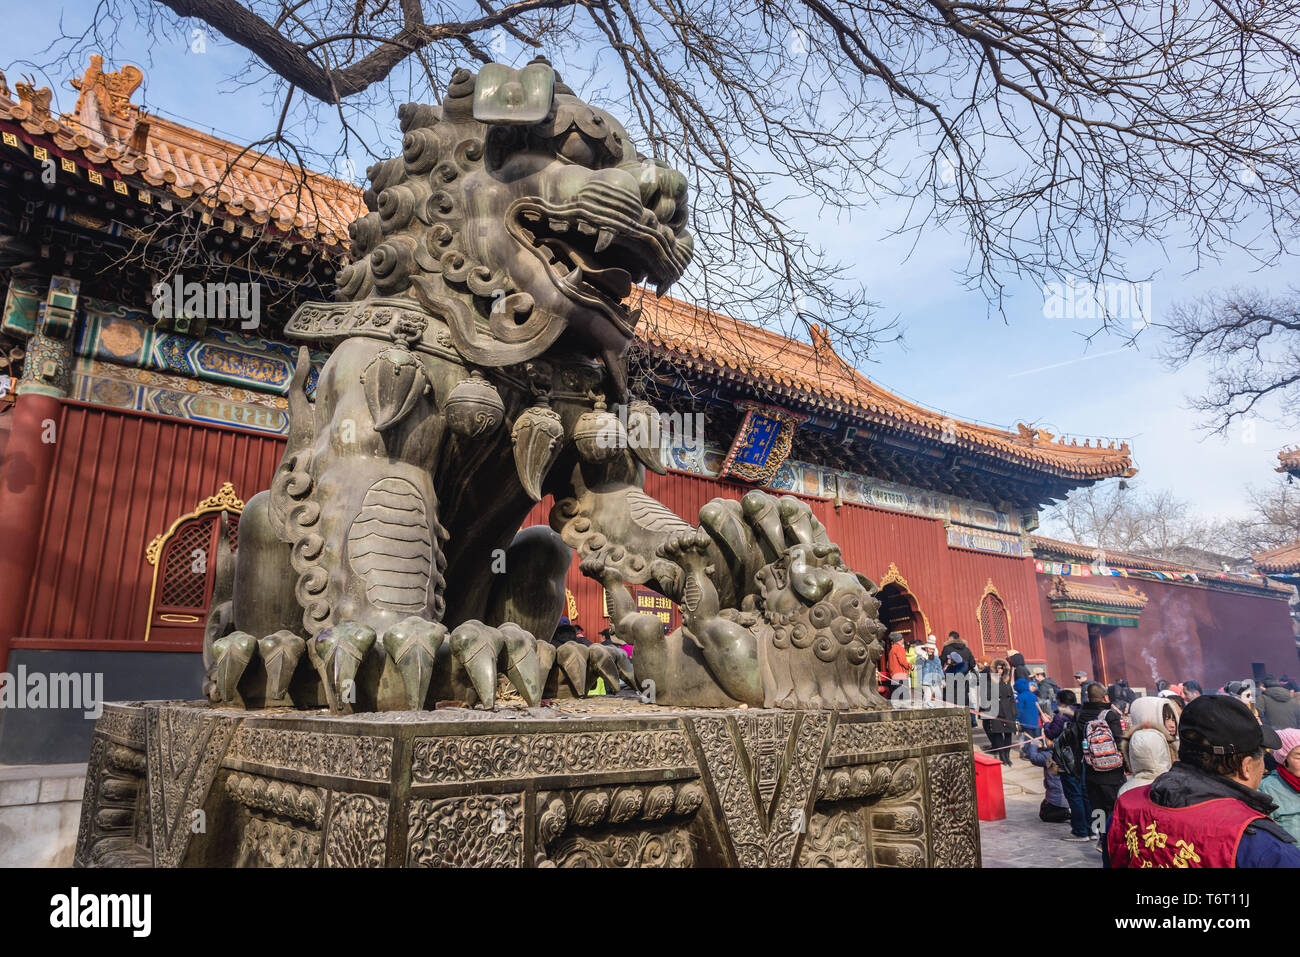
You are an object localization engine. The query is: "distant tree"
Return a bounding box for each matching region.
[1162,287,1300,436]
[1041,480,1233,564]
[1217,477,1300,557]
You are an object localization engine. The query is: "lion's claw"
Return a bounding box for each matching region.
[450,619,542,709]
[308,621,376,713]
[547,640,635,698]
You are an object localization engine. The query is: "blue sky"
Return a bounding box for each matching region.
[6,5,1297,521]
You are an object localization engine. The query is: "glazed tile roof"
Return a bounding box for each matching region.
[1031,535,1196,573]
[1253,540,1300,574]
[1276,447,1300,477]
[1047,576,1148,609]
[1035,535,1293,595]
[0,56,363,245]
[4,56,1137,484]
[637,294,1138,481]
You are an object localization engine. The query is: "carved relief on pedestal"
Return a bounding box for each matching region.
[226,772,327,828]
[76,703,154,867]
[237,816,324,868]
[548,826,694,868]
[826,712,969,760]
[532,781,704,867]
[227,772,329,868]
[406,793,524,867]
[926,751,980,868]
[107,744,147,775]
[97,705,147,746]
[226,726,393,781]
[323,793,389,868]
[144,705,241,868]
[75,703,980,869]
[691,711,830,867]
[801,757,927,867]
[410,728,695,784]
[797,807,869,867]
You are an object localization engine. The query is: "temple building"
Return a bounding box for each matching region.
[1249,447,1300,651]
[2,57,1295,763]
[1034,536,1295,690]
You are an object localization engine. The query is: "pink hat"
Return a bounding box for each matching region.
[1274,727,1300,765]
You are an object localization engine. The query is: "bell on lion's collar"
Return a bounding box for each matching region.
[443,370,504,439]
[574,398,626,463]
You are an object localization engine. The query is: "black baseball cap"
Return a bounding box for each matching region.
[1179,694,1282,756]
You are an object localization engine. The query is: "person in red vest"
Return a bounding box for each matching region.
[1106,694,1300,868]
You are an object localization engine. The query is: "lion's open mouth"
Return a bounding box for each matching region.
[510,196,688,329]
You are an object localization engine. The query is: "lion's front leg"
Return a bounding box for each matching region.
[554,458,762,706]
[219,339,551,713]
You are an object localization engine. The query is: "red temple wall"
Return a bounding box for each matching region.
[7,400,1054,662]
[1034,573,1296,689]
[1040,616,1092,687]
[18,402,283,649]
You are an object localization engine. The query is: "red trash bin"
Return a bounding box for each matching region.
[972,751,1006,821]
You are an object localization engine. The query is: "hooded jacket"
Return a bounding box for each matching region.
[940,639,976,673]
[1122,695,1179,768]
[1118,729,1173,797]
[1015,677,1042,729]
[1258,685,1300,730]
[981,666,1018,734]
[1128,761,1300,868]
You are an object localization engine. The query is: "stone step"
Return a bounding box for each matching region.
[0,763,87,867]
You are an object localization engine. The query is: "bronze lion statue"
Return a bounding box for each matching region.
[204,59,888,713]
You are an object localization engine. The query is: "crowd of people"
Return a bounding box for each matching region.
[559,617,1299,867]
[888,629,1300,868]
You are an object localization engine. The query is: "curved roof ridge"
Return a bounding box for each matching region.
[637,293,1137,481]
[1253,539,1300,574]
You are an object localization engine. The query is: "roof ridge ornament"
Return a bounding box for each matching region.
[70,54,143,122]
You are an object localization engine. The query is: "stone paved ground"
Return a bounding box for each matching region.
[973,732,1102,868]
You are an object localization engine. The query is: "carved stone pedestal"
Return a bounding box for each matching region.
[74,699,980,867]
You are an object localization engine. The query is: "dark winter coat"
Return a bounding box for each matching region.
[1036,677,1061,709]
[1073,701,1126,781]
[1258,686,1300,730]
[983,679,1017,734]
[940,639,976,673]
[1008,651,1031,681]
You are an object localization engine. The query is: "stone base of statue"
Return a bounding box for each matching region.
[73,697,980,868]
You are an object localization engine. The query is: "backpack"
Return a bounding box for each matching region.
[1082,709,1123,772]
[1052,721,1081,778]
